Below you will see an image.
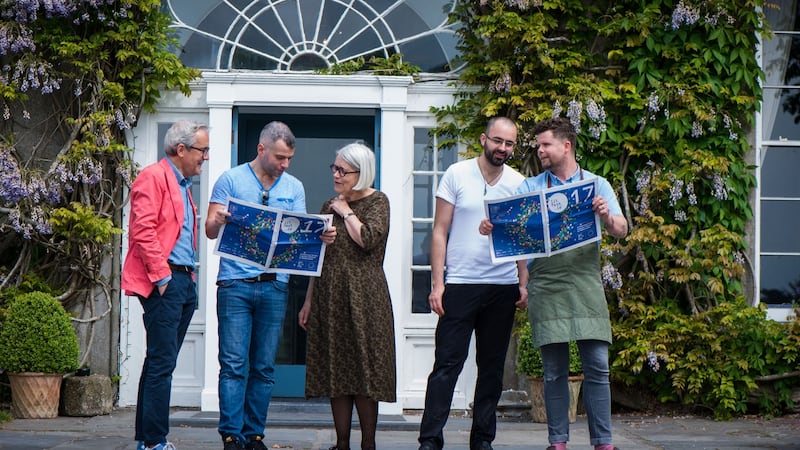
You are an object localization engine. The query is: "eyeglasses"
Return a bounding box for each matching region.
[187,145,210,156]
[329,164,360,177]
[486,135,516,149]
[261,190,269,205]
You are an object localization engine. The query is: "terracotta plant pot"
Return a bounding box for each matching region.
[8,372,64,419]
[529,375,584,424]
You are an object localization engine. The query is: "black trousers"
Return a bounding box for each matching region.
[418,283,518,450]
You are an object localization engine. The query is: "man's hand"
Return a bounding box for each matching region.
[428,285,446,316]
[478,218,493,236]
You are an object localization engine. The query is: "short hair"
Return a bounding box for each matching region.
[532,117,577,149]
[259,121,296,150]
[163,120,209,156]
[484,116,517,135]
[337,142,376,191]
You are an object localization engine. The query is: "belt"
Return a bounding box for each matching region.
[168,263,194,273]
[241,273,276,283]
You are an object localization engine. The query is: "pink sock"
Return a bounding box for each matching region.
[595,445,615,450]
[550,443,567,450]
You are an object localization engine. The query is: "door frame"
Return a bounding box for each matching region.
[234,110,379,397]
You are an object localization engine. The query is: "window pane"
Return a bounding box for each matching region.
[414,128,433,171]
[412,271,432,313]
[414,177,435,217]
[168,0,460,73]
[761,147,800,197]
[412,223,433,265]
[760,200,800,252]
[762,34,800,86]
[762,88,800,140]
[760,255,800,305]
[439,146,458,168]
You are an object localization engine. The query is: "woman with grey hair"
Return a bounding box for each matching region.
[299,142,396,450]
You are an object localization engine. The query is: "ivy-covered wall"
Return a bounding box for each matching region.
[0,0,198,375]
[434,0,799,418]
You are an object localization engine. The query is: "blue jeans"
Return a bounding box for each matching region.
[541,339,612,446]
[419,283,518,450]
[216,279,289,444]
[135,271,197,446]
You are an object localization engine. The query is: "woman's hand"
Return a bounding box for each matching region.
[320,226,337,244]
[329,195,353,218]
[298,300,311,331]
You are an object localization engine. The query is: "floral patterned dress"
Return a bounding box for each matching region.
[304,190,396,401]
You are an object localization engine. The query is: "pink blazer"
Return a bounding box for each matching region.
[121,158,196,298]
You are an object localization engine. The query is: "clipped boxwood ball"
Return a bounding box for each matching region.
[0,291,79,374]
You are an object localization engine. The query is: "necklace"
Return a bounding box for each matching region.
[478,159,503,195]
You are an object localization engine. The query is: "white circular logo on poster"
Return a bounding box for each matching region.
[281,217,300,233]
[548,193,569,213]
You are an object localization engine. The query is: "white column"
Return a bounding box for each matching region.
[200,92,234,412]
[377,78,409,416]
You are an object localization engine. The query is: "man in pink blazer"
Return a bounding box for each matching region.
[121,119,209,450]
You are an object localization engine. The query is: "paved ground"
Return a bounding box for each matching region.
[0,401,798,450]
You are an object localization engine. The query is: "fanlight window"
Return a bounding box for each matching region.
[166,0,461,73]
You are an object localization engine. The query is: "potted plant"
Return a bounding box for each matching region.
[0,291,79,418]
[517,320,583,423]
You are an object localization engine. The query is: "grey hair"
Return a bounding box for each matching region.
[259,121,296,150]
[337,142,376,191]
[163,119,209,156]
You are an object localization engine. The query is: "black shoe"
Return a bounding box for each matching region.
[222,435,244,450]
[419,441,437,450]
[245,435,268,450]
[472,442,493,450]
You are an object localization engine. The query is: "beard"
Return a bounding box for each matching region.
[484,148,511,167]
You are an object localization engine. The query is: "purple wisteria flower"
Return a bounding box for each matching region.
[669,177,684,206]
[647,351,661,372]
[686,182,697,205]
[0,149,25,203]
[671,1,700,29]
[552,100,563,118]
[566,100,582,133]
[601,261,623,290]
[711,173,729,200]
[489,73,512,94]
[586,99,607,139]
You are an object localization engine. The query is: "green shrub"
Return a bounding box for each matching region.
[612,299,800,419]
[0,291,79,374]
[517,320,582,378]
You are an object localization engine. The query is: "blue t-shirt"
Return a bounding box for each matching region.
[209,163,306,282]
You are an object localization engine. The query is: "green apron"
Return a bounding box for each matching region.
[527,243,612,348]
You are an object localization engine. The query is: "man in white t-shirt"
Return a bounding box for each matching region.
[418,117,529,450]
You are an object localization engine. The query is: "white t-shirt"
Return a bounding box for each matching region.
[436,158,525,284]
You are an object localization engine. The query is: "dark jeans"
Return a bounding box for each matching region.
[419,283,518,450]
[134,271,197,446]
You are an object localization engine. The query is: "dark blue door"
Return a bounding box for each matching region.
[235,111,377,397]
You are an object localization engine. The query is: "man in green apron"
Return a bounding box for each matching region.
[482,117,627,450]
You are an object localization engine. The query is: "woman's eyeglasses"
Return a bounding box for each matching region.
[329,164,360,177]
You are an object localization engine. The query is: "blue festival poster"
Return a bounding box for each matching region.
[485,192,547,262]
[544,178,601,255]
[485,178,601,262]
[214,197,331,276]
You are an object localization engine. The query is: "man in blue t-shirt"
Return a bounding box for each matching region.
[206,121,315,450]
